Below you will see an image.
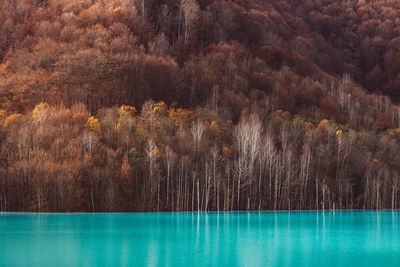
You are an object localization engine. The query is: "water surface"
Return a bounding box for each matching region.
[0,211,399,266]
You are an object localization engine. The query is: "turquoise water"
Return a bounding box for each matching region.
[0,212,399,267]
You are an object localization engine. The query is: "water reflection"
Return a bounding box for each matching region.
[0,211,399,266]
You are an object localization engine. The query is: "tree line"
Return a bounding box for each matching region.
[0,87,399,211]
[1,0,400,113]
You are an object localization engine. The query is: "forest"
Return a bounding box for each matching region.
[0,0,399,211]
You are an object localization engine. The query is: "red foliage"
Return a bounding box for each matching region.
[374,113,394,131]
[249,72,272,92]
[319,97,347,125]
[70,114,86,124]
[258,46,286,70]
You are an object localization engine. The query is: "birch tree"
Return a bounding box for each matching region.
[191,119,205,157]
[234,114,262,209]
[179,0,199,42]
[82,131,98,157]
[164,146,176,209]
[210,145,222,211]
[146,138,160,209]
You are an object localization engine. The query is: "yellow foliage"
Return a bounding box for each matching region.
[336,130,342,135]
[85,116,101,133]
[116,114,135,130]
[209,120,219,132]
[119,105,137,116]
[347,93,351,98]
[113,6,124,15]
[150,145,161,158]
[210,120,224,140]
[118,105,136,130]
[318,119,329,127]
[4,113,22,127]
[304,121,315,129]
[372,158,380,165]
[0,110,5,127]
[168,107,192,127]
[316,119,330,133]
[387,128,400,135]
[153,101,167,116]
[32,102,50,123]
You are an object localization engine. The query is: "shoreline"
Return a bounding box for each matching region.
[1,209,399,215]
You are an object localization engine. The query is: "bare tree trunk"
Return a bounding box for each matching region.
[205,163,209,212]
[192,176,195,211]
[217,180,220,212]
[231,172,234,211]
[197,179,200,213]
[316,175,319,210]
[167,165,170,209]
[392,184,395,210]
[322,179,326,211]
[91,182,94,212]
[177,166,182,211]
[375,180,380,210]
[237,173,241,210]
[157,172,160,211]
[185,170,188,211]
[141,0,145,19]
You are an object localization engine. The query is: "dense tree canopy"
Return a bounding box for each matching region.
[1,0,400,111]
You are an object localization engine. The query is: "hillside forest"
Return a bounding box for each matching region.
[0,0,400,211]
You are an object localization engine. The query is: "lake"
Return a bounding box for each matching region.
[0,211,399,266]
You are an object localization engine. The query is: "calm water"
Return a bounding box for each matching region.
[0,211,399,267]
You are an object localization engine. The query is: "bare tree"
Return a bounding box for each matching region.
[142,99,155,131]
[234,114,262,209]
[32,103,50,125]
[257,143,267,210]
[209,85,220,112]
[299,144,312,209]
[234,155,248,209]
[179,0,199,42]
[82,131,98,157]
[191,119,205,157]
[264,131,276,208]
[17,126,31,161]
[145,138,160,209]
[391,171,399,210]
[210,145,222,211]
[165,146,176,209]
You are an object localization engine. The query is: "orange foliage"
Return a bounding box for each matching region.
[85,116,101,133]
